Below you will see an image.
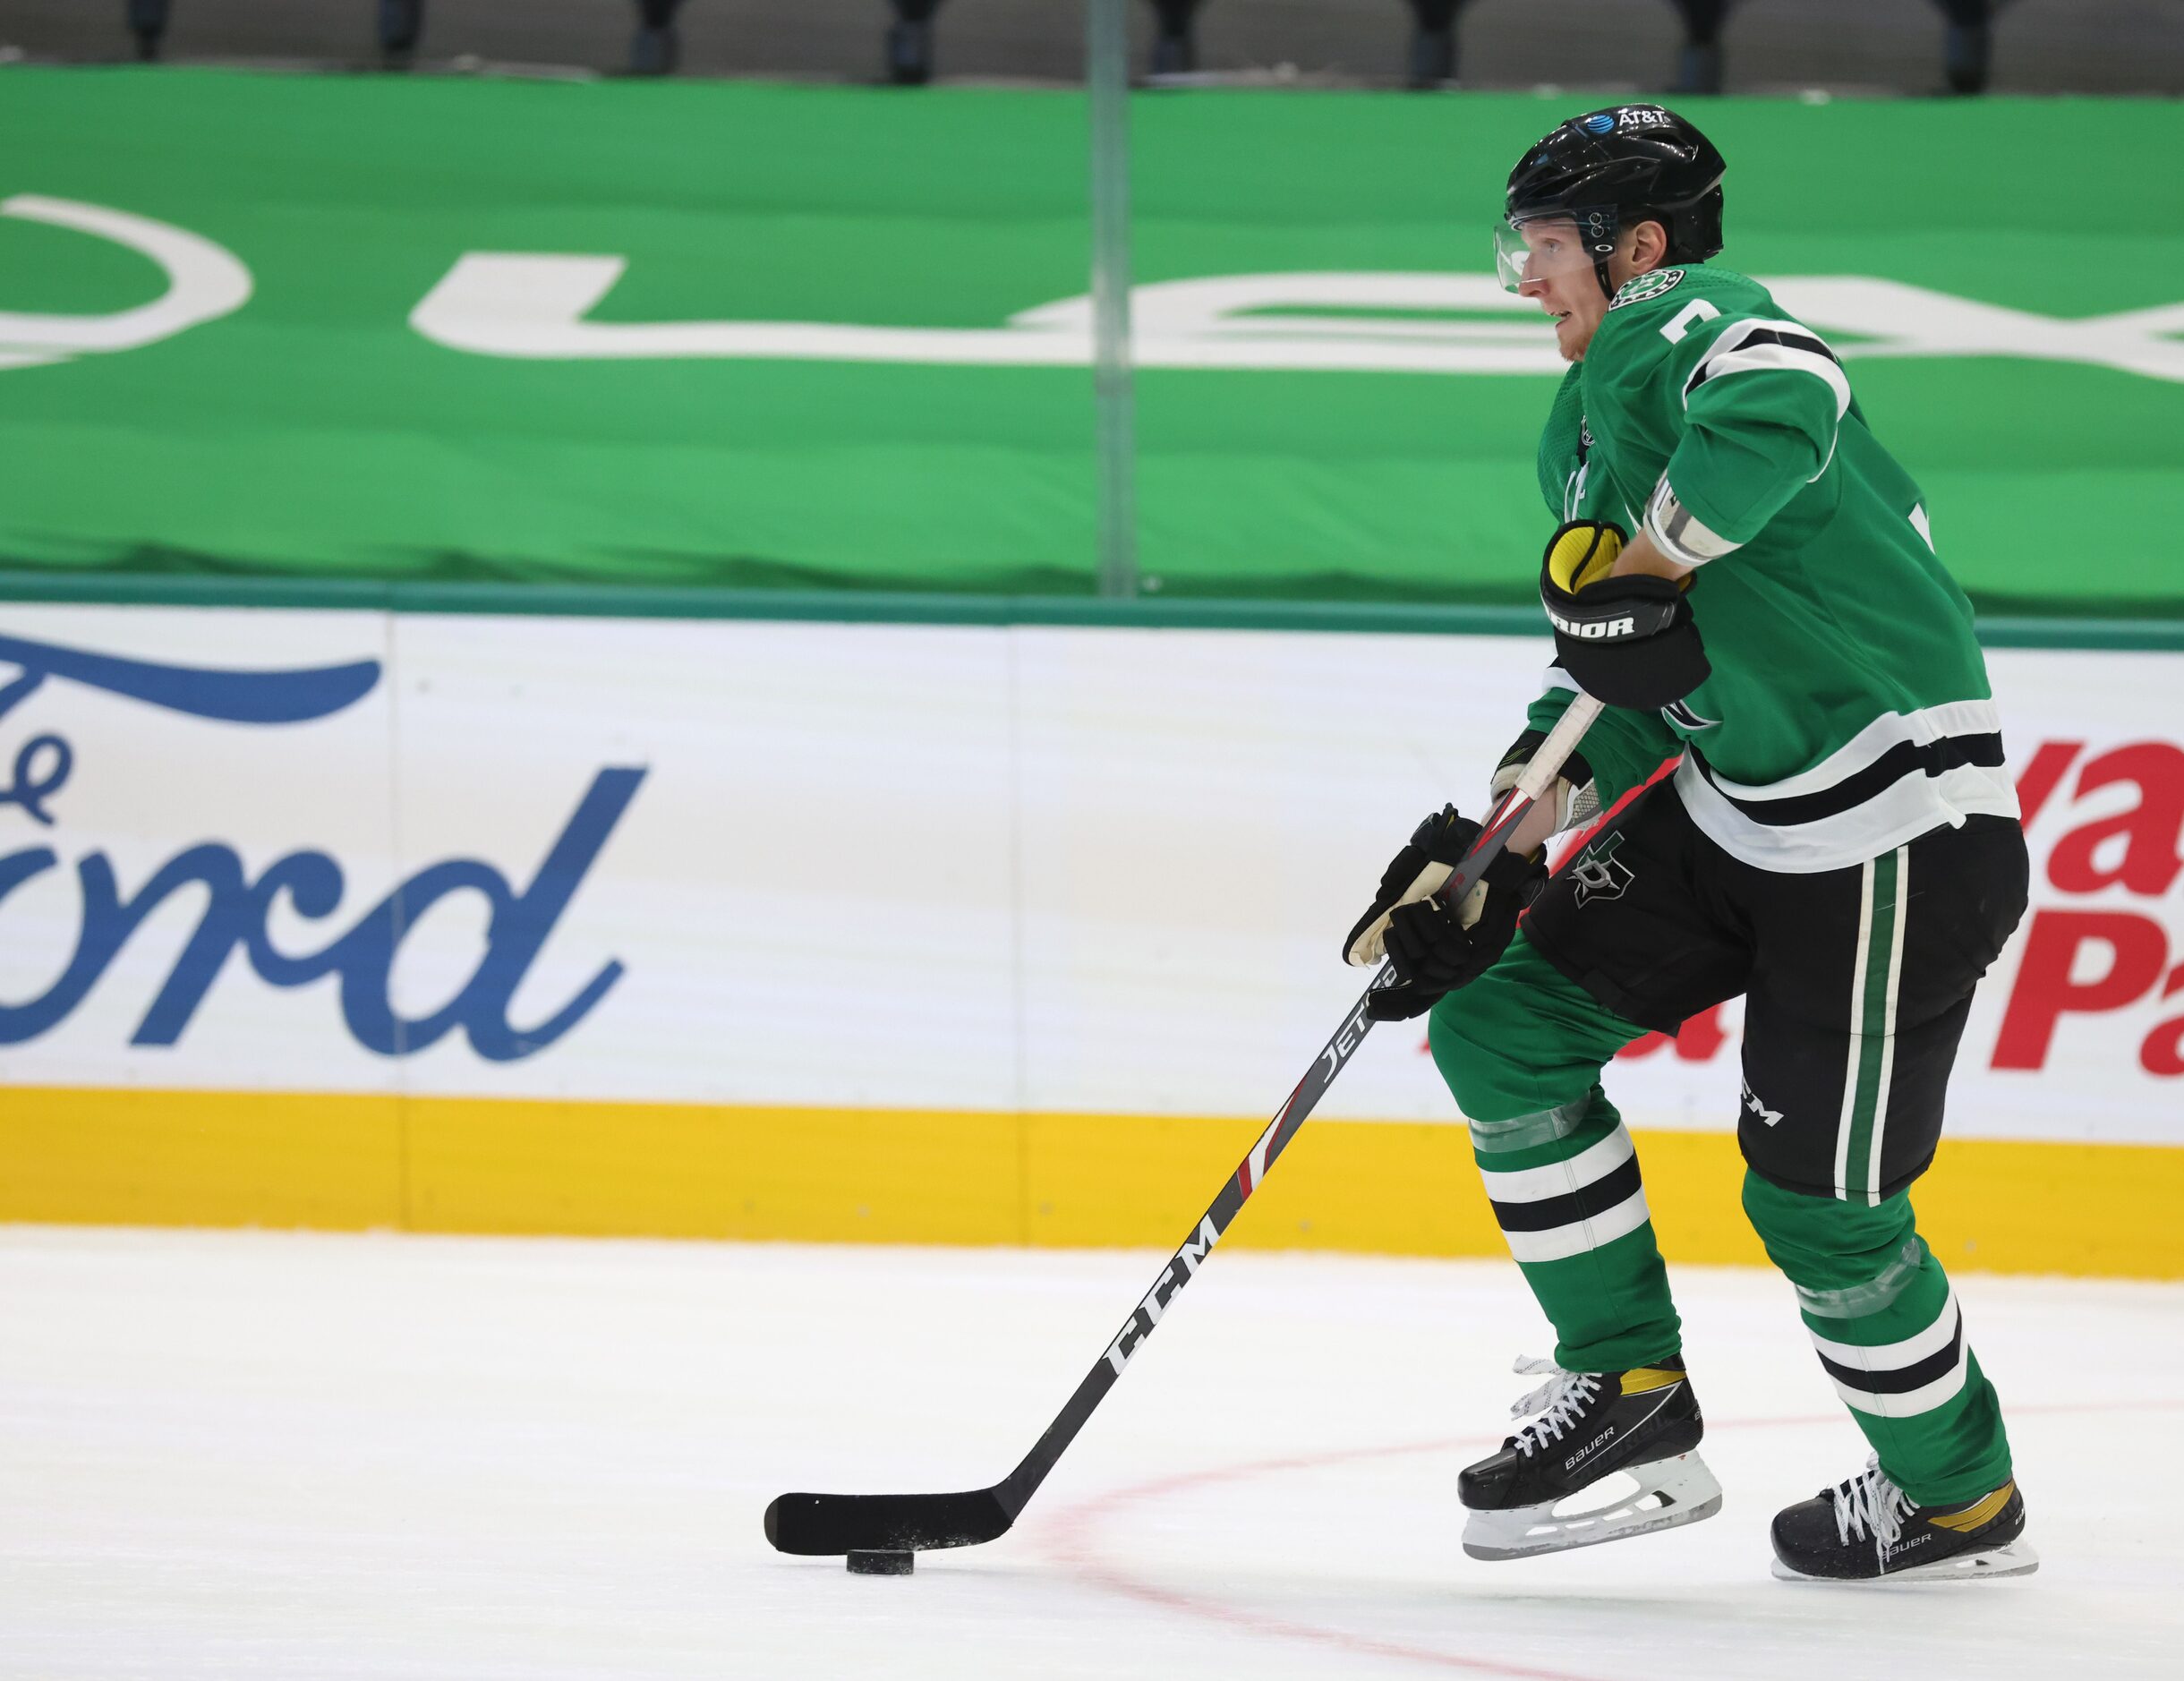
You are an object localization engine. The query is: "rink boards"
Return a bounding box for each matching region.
[1,603,2179,1277]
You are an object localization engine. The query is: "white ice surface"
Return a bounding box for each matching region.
[3,1227,2180,1680]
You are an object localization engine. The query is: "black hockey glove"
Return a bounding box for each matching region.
[1539,520,1711,712]
[1374,849,1546,1020]
[1343,806,1548,1022]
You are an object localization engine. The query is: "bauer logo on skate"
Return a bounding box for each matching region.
[0,628,643,1061]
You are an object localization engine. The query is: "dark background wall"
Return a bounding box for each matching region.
[5,0,2182,94]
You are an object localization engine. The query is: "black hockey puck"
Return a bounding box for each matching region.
[845,1549,914,1575]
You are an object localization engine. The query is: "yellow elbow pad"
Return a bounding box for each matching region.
[1545,520,1625,594]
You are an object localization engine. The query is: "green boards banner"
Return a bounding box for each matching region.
[2,68,2181,615]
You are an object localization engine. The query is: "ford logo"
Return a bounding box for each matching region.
[0,633,642,1061]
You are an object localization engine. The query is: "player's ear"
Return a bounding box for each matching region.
[1633,218,1671,272]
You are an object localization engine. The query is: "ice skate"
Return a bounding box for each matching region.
[1770,1456,2037,1583]
[1458,1354,1722,1560]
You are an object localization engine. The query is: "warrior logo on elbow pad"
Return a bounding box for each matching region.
[1537,518,1711,711]
[1546,608,1640,641]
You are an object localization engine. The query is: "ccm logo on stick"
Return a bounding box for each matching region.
[1103,1215,1223,1374]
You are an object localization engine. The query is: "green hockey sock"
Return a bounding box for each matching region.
[1470,1087,1684,1374]
[1429,935,1680,1375]
[1743,1171,2012,1506]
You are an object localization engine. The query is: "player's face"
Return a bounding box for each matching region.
[1497,217,1608,363]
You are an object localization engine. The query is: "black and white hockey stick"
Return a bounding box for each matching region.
[765,694,1605,1559]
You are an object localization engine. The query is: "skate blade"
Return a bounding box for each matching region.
[1463,1450,1723,1562]
[1770,1539,2040,1584]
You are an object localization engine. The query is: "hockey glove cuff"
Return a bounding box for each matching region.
[1539,520,1711,712]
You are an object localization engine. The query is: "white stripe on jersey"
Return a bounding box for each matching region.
[1684,319,1853,419]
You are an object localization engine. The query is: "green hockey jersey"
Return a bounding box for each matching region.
[1525,264,2018,873]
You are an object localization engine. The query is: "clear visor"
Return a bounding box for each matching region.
[1493,215,1608,294]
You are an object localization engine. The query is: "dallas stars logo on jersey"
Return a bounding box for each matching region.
[1609,268,1685,310]
[1570,832,1635,907]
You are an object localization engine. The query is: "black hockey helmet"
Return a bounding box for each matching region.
[1497,106,1727,299]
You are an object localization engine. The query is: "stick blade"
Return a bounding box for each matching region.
[764,1488,1013,1556]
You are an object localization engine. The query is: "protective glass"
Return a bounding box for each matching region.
[1493,214,1609,294]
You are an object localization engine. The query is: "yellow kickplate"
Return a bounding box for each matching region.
[0,1087,403,1230]
[1929,1482,2015,1532]
[3,1088,2180,1282]
[405,1096,1023,1244]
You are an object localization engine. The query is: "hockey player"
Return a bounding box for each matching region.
[1344,106,2035,1582]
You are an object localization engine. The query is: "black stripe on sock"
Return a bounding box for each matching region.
[1814,1315,1965,1396]
[1489,1154,1644,1235]
[1693,732,2004,828]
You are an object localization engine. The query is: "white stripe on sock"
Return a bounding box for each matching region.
[1502,1186,1651,1264]
[1806,1287,1961,1371]
[1476,1124,1634,1205]
[1829,1350,1971,1420]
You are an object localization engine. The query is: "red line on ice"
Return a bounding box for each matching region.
[1043,1397,2184,1680]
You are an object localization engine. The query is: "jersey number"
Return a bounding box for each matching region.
[1660,299,1722,344]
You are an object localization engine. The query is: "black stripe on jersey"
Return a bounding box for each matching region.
[1691,733,2005,828]
[1814,1318,1966,1396]
[1684,328,1839,400]
[1489,1155,1644,1234]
